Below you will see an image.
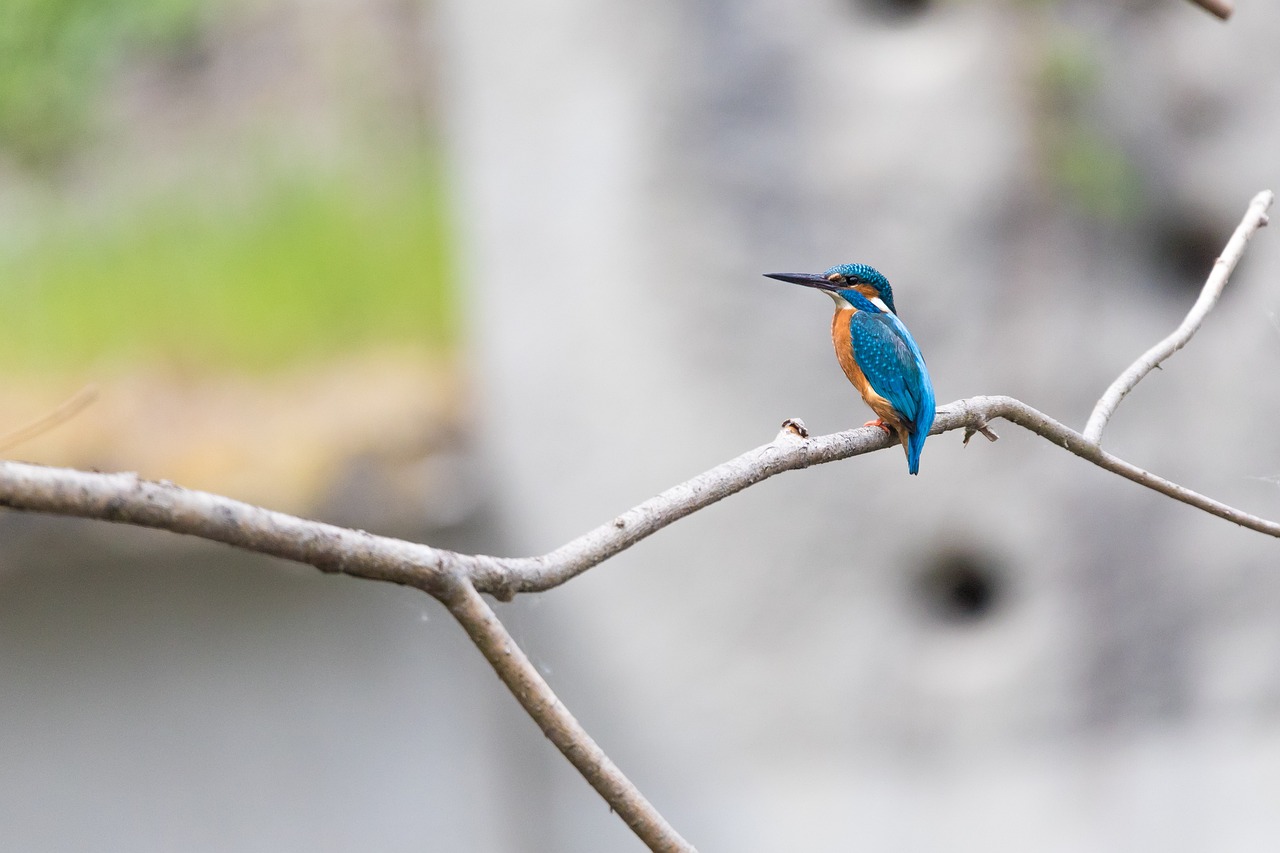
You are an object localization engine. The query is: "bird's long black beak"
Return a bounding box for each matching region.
[763,272,839,292]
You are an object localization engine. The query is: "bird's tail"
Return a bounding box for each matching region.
[906,428,925,475]
[906,393,937,476]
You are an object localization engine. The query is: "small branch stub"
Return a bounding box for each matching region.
[1187,0,1233,20]
[780,417,810,439]
[963,421,1000,446]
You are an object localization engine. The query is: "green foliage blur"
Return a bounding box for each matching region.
[2,163,455,372]
[0,0,204,167]
[1037,30,1144,222]
[0,0,455,374]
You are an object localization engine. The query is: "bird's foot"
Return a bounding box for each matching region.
[863,418,892,435]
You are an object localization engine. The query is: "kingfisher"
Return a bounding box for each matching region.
[764,263,936,475]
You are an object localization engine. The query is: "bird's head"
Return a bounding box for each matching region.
[763,263,897,314]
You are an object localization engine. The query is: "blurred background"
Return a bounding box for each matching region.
[1,0,1279,849]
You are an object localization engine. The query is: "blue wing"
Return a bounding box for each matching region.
[847,310,934,432]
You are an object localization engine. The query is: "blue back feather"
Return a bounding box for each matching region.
[841,290,935,474]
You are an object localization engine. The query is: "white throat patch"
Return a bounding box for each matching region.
[824,291,891,314]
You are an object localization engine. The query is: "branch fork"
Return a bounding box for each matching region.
[0,190,1274,853]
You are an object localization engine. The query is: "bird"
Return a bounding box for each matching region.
[764,263,936,475]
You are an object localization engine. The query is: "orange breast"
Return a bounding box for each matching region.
[830,308,908,442]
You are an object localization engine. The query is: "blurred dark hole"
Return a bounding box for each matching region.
[1150,213,1225,299]
[915,549,1004,623]
[858,0,933,23]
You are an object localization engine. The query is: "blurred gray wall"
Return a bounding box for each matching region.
[438,0,1280,849]
[0,516,531,852]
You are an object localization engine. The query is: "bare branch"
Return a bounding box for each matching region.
[3,391,1276,604]
[1084,190,1273,445]
[440,578,697,853]
[0,190,1272,853]
[483,397,1280,596]
[0,460,478,596]
[958,396,1280,538]
[4,395,1275,853]
[1185,0,1233,20]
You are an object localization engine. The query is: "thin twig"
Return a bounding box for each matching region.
[1185,0,1233,20]
[440,578,697,853]
[0,384,99,453]
[1083,190,1273,445]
